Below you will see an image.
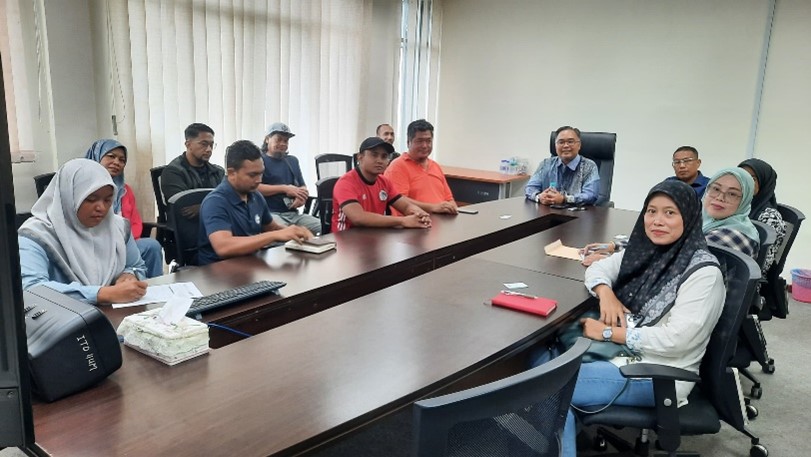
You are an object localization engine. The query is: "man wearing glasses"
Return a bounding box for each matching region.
[525,125,600,206]
[161,123,226,202]
[667,146,710,198]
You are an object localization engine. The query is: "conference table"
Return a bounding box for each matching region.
[29,198,639,457]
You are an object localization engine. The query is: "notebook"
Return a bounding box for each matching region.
[285,237,337,254]
[491,292,557,317]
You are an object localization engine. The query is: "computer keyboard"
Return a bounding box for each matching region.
[186,280,287,317]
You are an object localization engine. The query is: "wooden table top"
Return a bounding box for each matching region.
[30,198,616,457]
[31,258,590,457]
[442,165,531,184]
[477,206,639,281]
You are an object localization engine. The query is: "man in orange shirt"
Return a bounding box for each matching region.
[384,119,458,214]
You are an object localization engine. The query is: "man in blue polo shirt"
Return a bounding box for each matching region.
[197,140,313,265]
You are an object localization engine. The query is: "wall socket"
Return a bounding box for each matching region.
[11,150,37,163]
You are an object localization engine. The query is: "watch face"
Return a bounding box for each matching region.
[602,327,613,340]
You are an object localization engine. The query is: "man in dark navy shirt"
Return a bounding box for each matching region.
[667,146,710,198]
[198,140,312,265]
[257,122,322,234]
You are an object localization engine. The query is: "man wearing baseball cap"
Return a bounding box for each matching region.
[257,122,322,234]
[331,137,431,232]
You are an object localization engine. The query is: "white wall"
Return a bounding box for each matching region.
[437,0,811,273]
[753,0,811,276]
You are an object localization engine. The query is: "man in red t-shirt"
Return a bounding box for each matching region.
[332,137,431,232]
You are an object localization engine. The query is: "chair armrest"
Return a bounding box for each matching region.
[619,363,700,383]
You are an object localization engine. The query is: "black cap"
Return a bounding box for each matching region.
[358,137,395,155]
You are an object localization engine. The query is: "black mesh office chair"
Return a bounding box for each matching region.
[759,203,806,320]
[315,177,339,235]
[548,131,616,207]
[412,338,591,457]
[579,244,765,457]
[315,153,354,180]
[167,188,212,268]
[150,165,176,263]
[730,222,776,402]
[33,172,56,197]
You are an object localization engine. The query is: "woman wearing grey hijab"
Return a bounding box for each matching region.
[18,159,148,304]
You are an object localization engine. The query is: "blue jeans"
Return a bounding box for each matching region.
[136,237,164,278]
[562,361,655,457]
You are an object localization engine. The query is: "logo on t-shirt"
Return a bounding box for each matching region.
[379,190,387,201]
[255,214,261,225]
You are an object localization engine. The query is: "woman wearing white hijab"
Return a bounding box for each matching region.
[18,159,148,304]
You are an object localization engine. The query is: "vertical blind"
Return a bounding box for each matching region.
[102,0,371,211]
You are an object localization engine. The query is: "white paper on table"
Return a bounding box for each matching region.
[112,282,203,308]
[543,239,583,261]
[157,296,194,325]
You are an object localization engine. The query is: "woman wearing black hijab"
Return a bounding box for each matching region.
[738,158,786,275]
[555,180,726,457]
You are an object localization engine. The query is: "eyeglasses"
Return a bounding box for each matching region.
[198,141,217,150]
[706,184,743,203]
[672,158,696,166]
[556,139,580,146]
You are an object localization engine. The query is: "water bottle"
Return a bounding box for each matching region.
[499,159,510,174]
[509,157,518,175]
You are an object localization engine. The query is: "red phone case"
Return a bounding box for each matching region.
[491,292,557,317]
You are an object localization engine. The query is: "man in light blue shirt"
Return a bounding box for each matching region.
[524,125,600,206]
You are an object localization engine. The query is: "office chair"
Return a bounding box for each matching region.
[150,165,176,263]
[314,153,354,180]
[33,172,56,197]
[759,203,806,320]
[548,131,616,207]
[579,244,764,457]
[412,338,591,457]
[315,177,339,235]
[729,222,776,402]
[167,188,212,268]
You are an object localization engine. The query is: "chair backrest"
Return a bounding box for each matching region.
[412,338,591,457]
[548,131,616,206]
[701,243,760,429]
[167,188,212,267]
[315,176,339,235]
[773,203,806,276]
[314,154,354,181]
[33,172,56,197]
[151,166,168,223]
[751,220,776,271]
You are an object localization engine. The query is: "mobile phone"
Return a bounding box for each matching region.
[567,206,586,212]
[458,208,478,214]
[550,204,567,210]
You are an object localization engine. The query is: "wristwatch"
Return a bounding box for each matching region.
[602,326,613,342]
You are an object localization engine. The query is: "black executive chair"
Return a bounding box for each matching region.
[315,177,339,235]
[548,131,616,207]
[33,172,56,197]
[412,338,591,457]
[579,244,765,457]
[759,203,806,320]
[167,188,212,269]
